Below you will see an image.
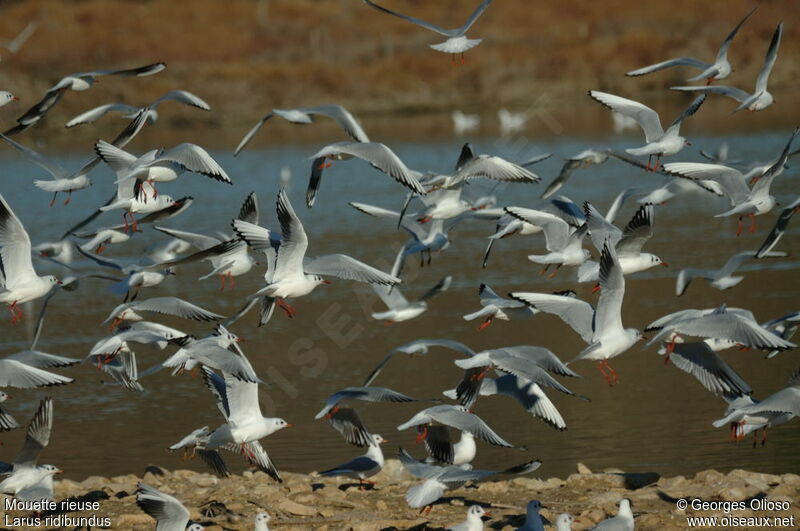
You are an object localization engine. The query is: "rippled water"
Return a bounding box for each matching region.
[0,129,798,482]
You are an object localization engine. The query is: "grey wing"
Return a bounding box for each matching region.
[541,158,581,200]
[615,203,654,256]
[237,191,259,225]
[717,7,758,60]
[197,449,231,478]
[323,142,425,194]
[588,91,663,142]
[667,342,752,398]
[232,220,277,254]
[304,254,400,285]
[456,367,487,409]
[583,201,622,252]
[670,84,751,103]
[153,226,221,250]
[151,90,211,111]
[148,143,231,184]
[0,360,73,388]
[675,268,714,296]
[135,482,190,530]
[756,23,782,93]
[671,314,796,350]
[662,162,749,205]
[234,112,274,156]
[6,350,79,369]
[0,134,69,179]
[0,194,36,286]
[128,297,223,322]
[493,376,567,430]
[328,407,373,447]
[200,366,230,419]
[306,105,370,143]
[320,455,379,475]
[362,0,454,36]
[668,94,706,129]
[478,284,526,308]
[428,407,515,447]
[224,440,282,481]
[343,386,421,405]
[497,345,580,377]
[487,353,581,397]
[509,292,595,343]
[458,0,494,35]
[14,397,52,467]
[89,62,166,77]
[0,407,21,431]
[397,447,444,479]
[594,243,625,336]
[456,155,540,183]
[274,189,308,277]
[64,103,140,128]
[626,57,711,76]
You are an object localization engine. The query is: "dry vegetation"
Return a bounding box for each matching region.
[0,0,796,146]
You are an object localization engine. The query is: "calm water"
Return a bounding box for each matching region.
[0,129,798,482]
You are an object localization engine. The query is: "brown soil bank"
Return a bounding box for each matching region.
[0,0,797,147]
[2,462,799,530]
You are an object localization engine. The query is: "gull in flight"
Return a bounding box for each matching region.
[65,89,210,128]
[578,202,666,283]
[0,194,62,323]
[371,250,451,323]
[136,482,203,531]
[95,139,231,199]
[4,62,166,135]
[0,391,19,431]
[362,0,494,63]
[504,207,590,278]
[315,386,424,420]
[756,196,800,258]
[462,284,537,330]
[0,91,18,107]
[671,23,783,112]
[541,149,609,200]
[102,296,223,329]
[626,7,757,84]
[0,398,62,502]
[237,190,400,319]
[397,404,520,449]
[306,141,425,207]
[362,339,476,386]
[713,370,800,446]
[512,243,644,385]
[448,505,491,531]
[235,104,369,156]
[674,249,786,296]
[0,133,92,206]
[656,340,752,399]
[589,91,705,171]
[318,433,389,489]
[664,127,798,234]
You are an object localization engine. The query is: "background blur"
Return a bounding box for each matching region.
[0,0,798,148]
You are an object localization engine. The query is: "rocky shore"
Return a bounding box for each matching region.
[2,462,799,530]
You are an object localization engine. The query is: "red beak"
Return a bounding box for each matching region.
[322,279,332,285]
[660,262,669,267]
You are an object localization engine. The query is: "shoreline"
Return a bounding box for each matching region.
[3,462,799,530]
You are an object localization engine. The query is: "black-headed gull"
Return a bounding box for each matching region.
[512,242,644,385]
[154,193,258,290]
[463,284,537,330]
[504,207,590,278]
[371,254,451,323]
[75,246,176,301]
[578,202,666,283]
[674,250,785,295]
[243,190,400,318]
[0,194,62,323]
[657,341,752,399]
[0,134,91,206]
[102,296,223,329]
[362,339,476,386]
[664,127,798,234]
[397,404,519,448]
[96,139,231,199]
[0,398,61,502]
[255,512,271,531]
[325,406,374,448]
[626,7,757,84]
[318,433,388,488]
[645,306,796,353]
[65,89,210,128]
[73,228,129,254]
[235,104,369,155]
[307,141,425,207]
[0,91,18,107]
[448,505,491,531]
[398,447,541,512]
[420,425,476,465]
[363,0,493,63]
[435,144,540,189]
[713,370,800,446]
[671,23,783,112]
[761,312,800,360]
[589,91,705,171]
[590,499,634,530]
[4,62,165,135]
[136,482,203,531]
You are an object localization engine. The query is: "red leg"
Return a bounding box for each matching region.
[736,216,743,237]
[49,192,57,208]
[596,361,611,384]
[219,275,226,291]
[605,360,619,385]
[277,298,296,318]
[227,272,235,290]
[539,264,550,276]
[477,316,493,331]
[63,190,72,205]
[547,264,562,279]
[748,214,756,233]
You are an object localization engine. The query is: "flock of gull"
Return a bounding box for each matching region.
[0,1,798,530]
